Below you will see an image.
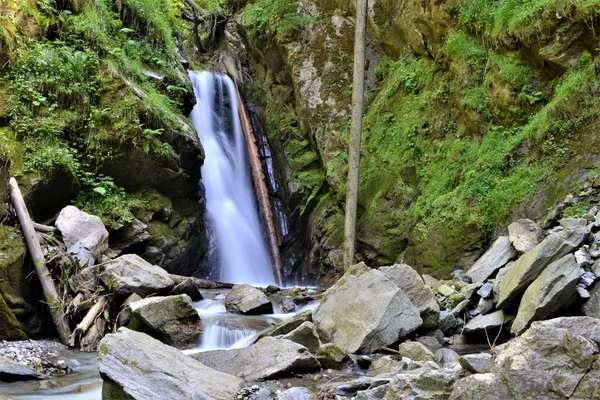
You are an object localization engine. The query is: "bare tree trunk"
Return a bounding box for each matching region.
[343,0,369,270]
[68,296,107,347]
[9,178,72,345]
[169,274,235,289]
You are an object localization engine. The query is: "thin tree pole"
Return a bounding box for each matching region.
[9,178,72,344]
[343,0,369,269]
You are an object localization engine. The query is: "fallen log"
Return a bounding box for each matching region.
[169,274,234,289]
[68,296,107,347]
[33,222,57,233]
[9,178,72,345]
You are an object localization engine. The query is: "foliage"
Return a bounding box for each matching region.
[241,0,317,42]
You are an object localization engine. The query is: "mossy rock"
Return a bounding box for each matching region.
[0,293,27,340]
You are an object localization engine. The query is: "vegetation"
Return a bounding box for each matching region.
[241,0,317,42]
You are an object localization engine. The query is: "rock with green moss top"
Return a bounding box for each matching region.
[314,263,422,354]
[398,341,435,363]
[191,337,320,380]
[0,294,26,341]
[0,225,29,338]
[98,328,242,399]
[280,321,321,354]
[126,294,202,349]
[316,343,348,369]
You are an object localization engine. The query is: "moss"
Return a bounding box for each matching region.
[0,293,27,340]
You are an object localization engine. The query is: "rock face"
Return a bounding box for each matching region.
[98,328,242,399]
[99,254,174,297]
[511,254,581,335]
[508,219,544,253]
[280,321,321,353]
[225,284,273,315]
[381,264,440,329]
[56,206,109,266]
[314,263,422,354]
[466,237,517,283]
[497,229,587,309]
[191,337,320,380]
[127,295,202,348]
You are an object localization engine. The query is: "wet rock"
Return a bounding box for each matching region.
[56,206,109,266]
[0,357,42,381]
[314,263,421,354]
[508,219,544,253]
[582,284,600,318]
[511,254,580,335]
[171,277,203,301]
[464,310,514,334]
[278,387,313,400]
[191,337,320,380]
[266,310,312,337]
[381,264,440,329]
[99,254,174,297]
[458,353,492,373]
[127,294,202,348]
[315,343,348,369]
[434,348,460,367]
[367,356,405,376]
[269,293,296,313]
[280,321,321,353]
[398,341,435,362]
[466,237,517,283]
[497,228,588,309]
[98,328,242,399]
[226,285,273,315]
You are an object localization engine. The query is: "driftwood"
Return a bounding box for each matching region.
[9,178,72,345]
[169,274,234,289]
[233,86,286,287]
[80,309,108,352]
[33,222,57,233]
[379,346,400,355]
[68,296,107,347]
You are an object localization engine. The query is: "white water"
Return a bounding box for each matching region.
[189,71,274,286]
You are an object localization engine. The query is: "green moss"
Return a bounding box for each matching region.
[0,293,27,340]
[241,0,317,43]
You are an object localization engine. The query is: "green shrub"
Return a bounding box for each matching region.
[242,0,317,42]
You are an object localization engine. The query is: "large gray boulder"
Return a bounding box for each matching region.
[508,219,544,253]
[497,228,588,309]
[511,254,581,335]
[191,337,320,380]
[451,319,600,399]
[225,284,273,315]
[314,263,422,354]
[127,295,202,348]
[380,264,440,329]
[99,254,174,297]
[466,236,517,283]
[98,328,242,399]
[56,206,109,266]
[280,321,321,353]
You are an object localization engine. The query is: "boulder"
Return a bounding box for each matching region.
[191,337,320,380]
[381,264,440,329]
[450,373,513,399]
[280,321,321,353]
[492,265,509,304]
[367,356,406,376]
[384,366,462,400]
[314,263,422,354]
[582,283,600,319]
[98,328,242,399]
[508,219,544,253]
[497,229,588,309]
[99,254,174,297]
[422,275,442,291]
[171,278,203,301]
[127,295,202,348]
[458,353,492,373]
[464,310,514,334]
[477,283,493,299]
[398,341,435,362]
[225,284,273,315]
[0,357,41,381]
[269,293,297,313]
[278,387,313,400]
[434,348,460,367]
[477,297,494,315]
[438,311,457,334]
[267,310,312,337]
[538,317,600,345]
[316,343,348,369]
[466,237,517,283]
[511,254,581,335]
[417,336,443,353]
[56,206,109,266]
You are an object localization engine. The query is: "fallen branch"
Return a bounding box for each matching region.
[10,178,72,345]
[379,346,400,355]
[169,274,234,289]
[68,296,107,347]
[33,222,57,233]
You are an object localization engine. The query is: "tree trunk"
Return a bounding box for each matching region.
[235,88,286,287]
[68,296,107,347]
[343,0,369,270]
[9,178,72,345]
[169,274,235,289]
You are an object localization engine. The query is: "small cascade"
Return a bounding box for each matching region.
[189,71,275,286]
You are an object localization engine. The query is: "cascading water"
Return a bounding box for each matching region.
[189,71,274,286]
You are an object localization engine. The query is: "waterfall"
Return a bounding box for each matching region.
[189,71,275,286]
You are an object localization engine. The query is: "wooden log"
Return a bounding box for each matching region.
[9,178,72,345]
[234,87,286,287]
[68,296,107,347]
[33,222,57,233]
[169,274,234,289]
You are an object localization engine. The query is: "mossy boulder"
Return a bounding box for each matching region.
[0,294,27,340]
[0,226,29,338]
